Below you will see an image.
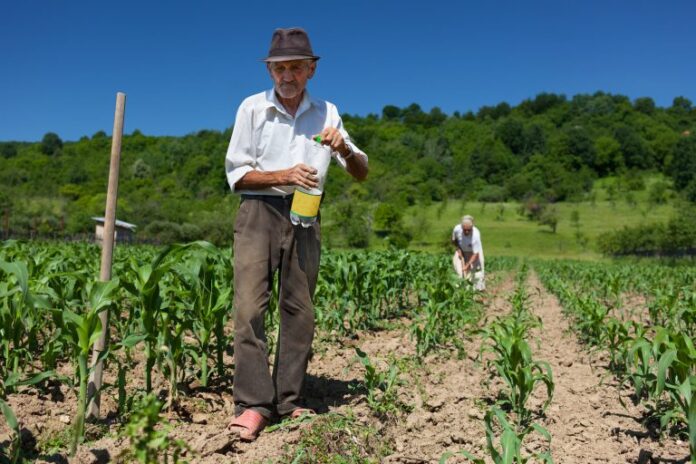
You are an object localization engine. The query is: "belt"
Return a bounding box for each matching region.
[241,193,293,202]
[240,194,294,210]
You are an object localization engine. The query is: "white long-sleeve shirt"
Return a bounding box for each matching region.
[225,89,366,196]
[452,224,485,271]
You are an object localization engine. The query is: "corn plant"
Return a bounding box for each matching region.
[172,250,231,386]
[623,328,696,458]
[121,246,177,393]
[483,318,554,426]
[353,348,403,417]
[440,407,553,464]
[0,383,20,464]
[411,272,480,359]
[481,266,553,426]
[602,318,632,373]
[0,260,51,383]
[116,393,190,464]
[60,278,119,455]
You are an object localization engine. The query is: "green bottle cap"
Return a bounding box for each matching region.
[313,136,322,143]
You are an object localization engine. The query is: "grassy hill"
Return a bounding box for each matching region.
[398,176,676,259]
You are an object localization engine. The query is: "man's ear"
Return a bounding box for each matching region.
[307,61,317,79]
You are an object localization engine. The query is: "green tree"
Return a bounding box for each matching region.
[381,105,401,120]
[671,96,692,113]
[563,126,596,169]
[614,126,653,169]
[0,142,17,158]
[670,135,696,190]
[539,205,559,233]
[594,135,623,175]
[496,119,525,155]
[634,97,656,114]
[41,132,63,156]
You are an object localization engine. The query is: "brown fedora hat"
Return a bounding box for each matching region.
[263,27,320,62]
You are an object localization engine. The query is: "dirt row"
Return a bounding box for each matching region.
[1,270,691,463]
[525,273,690,463]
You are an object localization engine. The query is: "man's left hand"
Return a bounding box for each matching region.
[314,128,350,157]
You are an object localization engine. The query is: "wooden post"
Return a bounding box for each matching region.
[87,92,126,419]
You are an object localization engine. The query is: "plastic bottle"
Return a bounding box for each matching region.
[290,136,332,227]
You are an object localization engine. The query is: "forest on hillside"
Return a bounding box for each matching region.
[0,91,695,247]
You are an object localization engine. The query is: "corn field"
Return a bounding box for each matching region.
[0,241,693,463]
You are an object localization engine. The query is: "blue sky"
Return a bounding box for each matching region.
[2,0,695,141]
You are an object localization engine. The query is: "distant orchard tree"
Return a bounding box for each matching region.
[634,97,656,115]
[41,132,63,156]
[539,206,559,233]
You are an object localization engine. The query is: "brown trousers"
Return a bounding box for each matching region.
[232,195,321,419]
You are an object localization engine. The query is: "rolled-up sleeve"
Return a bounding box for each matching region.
[225,102,255,192]
[331,109,367,170]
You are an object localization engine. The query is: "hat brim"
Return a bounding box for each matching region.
[262,55,320,63]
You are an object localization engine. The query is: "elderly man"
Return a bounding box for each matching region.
[451,215,485,291]
[224,28,368,441]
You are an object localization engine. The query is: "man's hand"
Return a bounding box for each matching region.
[314,128,350,157]
[284,163,318,190]
[312,127,368,182]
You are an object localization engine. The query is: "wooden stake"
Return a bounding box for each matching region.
[87,92,126,419]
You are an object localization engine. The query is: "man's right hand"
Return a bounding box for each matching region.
[284,163,319,190]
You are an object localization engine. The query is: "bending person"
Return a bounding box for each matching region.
[451,215,485,291]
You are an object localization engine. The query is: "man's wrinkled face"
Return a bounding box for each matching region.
[267,59,316,100]
[462,224,473,236]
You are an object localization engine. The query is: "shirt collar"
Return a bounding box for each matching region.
[264,88,316,119]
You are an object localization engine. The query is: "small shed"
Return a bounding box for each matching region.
[92,217,137,243]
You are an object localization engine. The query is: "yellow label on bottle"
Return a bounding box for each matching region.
[291,190,321,218]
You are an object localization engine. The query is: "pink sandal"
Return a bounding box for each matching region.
[228,409,268,441]
[290,408,316,419]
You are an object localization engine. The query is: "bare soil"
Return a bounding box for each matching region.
[526,272,690,464]
[0,270,691,463]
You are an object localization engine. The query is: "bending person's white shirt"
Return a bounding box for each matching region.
[451,224,485,291]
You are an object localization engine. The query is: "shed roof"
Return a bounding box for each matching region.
[92,217,137,231]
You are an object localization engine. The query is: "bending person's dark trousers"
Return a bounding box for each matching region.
[232,195,321,419]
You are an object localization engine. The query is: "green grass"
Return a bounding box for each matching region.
[403,177,676,260]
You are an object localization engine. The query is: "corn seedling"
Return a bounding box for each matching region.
[353,348,404,417]
[117,393,191,464]
[61,278,119,455]
[440,407,553,464]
